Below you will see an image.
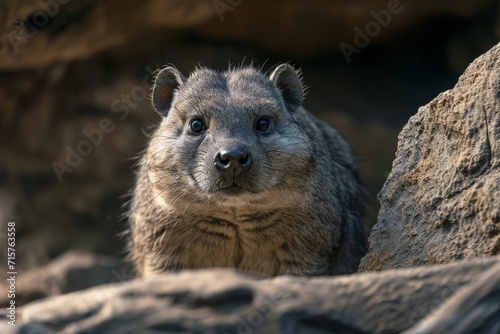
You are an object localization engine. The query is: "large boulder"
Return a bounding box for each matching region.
[360,42,500,271]
[1,256,499,334]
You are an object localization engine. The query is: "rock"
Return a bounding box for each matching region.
[404,261,500,334]
[1,256,498,334]
[0,0,496,69]
[360,42,500,271]
[0,251,129,308]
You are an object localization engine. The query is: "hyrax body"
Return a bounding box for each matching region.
[128,64,366,277]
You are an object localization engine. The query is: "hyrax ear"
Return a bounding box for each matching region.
[269,64,304,112]
[152,67,186,116]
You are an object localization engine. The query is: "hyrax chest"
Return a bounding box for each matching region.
[166,209,316,276]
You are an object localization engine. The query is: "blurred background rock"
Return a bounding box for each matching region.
[0,0,499,271]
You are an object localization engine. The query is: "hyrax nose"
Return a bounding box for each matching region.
[214,148,252,176]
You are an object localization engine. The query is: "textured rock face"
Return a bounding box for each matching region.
[1,256,498,334]
[360,42,500,271]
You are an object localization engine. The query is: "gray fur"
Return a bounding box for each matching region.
[127,64,367,277]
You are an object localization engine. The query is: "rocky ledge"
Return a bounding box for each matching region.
[0,256,499,334]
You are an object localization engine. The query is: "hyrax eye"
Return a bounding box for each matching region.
[189,119,206,135]
[255,118,271,133]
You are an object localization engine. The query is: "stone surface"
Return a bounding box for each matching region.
[360,42,500,271]
[0,251,128,308]
[404,261,500,334]
[0,256,498,334]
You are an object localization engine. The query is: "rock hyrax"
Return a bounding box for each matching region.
[128,64,367,277]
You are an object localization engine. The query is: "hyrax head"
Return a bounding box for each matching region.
[146,64,314,209]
